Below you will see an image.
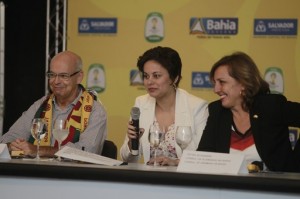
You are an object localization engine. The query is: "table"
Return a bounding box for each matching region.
[0,159,300,199]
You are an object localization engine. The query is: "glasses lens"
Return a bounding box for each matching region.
[46,72,78,80]
[59,74,71,80]
[46,73,56,78]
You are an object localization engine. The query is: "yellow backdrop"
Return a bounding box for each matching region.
[67,0,300,160]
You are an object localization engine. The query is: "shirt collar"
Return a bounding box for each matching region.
[52,86,83,108]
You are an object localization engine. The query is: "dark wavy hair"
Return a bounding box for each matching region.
[137,46,182,87]
[210,51,270,111]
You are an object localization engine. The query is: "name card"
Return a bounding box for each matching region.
[0,144,11,159]
[177,151,244,175]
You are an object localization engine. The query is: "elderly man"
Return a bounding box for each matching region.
[0,51,107,157]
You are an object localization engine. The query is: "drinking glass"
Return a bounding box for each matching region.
[175,126,193,155]
[148,123,164,166]
[31,118,47,160]
[53,119,69,161]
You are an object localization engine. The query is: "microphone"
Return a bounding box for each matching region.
[130,107,140,156]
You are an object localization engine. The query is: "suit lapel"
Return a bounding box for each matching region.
[140,96,155,163]
[175,89,191,127]
[218,107,232,152]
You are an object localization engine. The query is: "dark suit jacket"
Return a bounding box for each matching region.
[197,94,300,172]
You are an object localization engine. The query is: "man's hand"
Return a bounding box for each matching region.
[9,139,36,157]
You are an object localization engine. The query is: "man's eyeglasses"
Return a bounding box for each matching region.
[46,71,81,80]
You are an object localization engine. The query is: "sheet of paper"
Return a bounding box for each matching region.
[55,146,123,166]
[0,144,11,159]
[177,151,244,175]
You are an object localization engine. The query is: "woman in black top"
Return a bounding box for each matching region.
[197,51,300,172]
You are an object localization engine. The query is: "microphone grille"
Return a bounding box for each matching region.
[130,107,140,120]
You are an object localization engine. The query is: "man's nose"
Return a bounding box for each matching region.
[213,83,220,93]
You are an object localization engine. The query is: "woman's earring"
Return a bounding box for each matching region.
[172,82,177,90]
[240,90,245,96]
[172,77,178,90]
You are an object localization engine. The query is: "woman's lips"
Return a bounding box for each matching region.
[148,88,156,92]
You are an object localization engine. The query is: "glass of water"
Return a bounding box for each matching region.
[53,119,69,161]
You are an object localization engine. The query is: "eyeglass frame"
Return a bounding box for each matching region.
[46,70,81,80]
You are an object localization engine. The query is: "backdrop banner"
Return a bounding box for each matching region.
[67,0,300,159]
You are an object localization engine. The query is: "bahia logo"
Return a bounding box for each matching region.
[190,18,238,35]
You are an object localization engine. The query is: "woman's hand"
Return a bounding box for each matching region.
[147,156,180,166]
[127,121,139,139]
[127,121,144,149]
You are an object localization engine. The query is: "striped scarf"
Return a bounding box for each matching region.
[28,86,95,146]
